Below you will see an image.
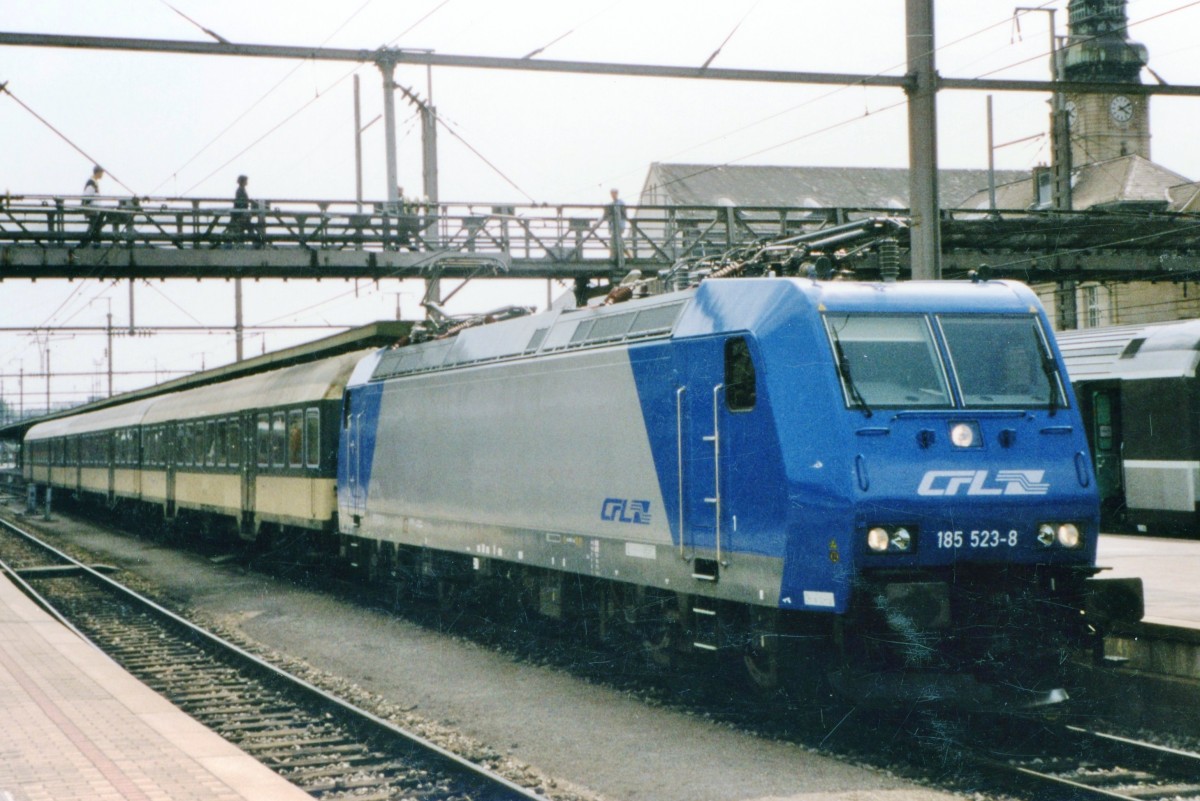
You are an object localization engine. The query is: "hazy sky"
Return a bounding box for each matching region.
[2,0,1198,410]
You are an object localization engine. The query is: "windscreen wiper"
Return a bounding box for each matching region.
[831,331,872,418]
[1036,329,1060,417]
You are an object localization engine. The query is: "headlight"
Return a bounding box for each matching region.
[1056,523,1082,548]
[949,421,981,448]
[1036,522,1083,548]
[867,525,915,553]
[867,527,890,552]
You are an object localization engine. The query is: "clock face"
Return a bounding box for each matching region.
[1109,95,1134,123]
[1064,100,1078,127]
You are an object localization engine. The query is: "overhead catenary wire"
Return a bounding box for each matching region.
[158,0,230,44]
[521,1,624,60]
[593,2,1058,196]
[699,1,761,70]
[0,83,134,195]
[152,0,448,197]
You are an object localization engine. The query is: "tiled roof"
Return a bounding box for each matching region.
[959,155,1194,212]
[639,162,1028,209]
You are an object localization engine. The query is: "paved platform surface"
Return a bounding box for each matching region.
[1098,533,1200,630]
[0,573,311,801]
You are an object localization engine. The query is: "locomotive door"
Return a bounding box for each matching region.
[1089,385,1125,519]
[677,335,758,580]
[343,397,366,521]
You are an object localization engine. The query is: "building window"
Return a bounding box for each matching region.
[1085,285,1102,328]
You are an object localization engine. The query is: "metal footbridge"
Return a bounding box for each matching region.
[3,194,1200,284]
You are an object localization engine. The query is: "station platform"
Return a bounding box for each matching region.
[0,574,311,801]
[1098,533,1200,630]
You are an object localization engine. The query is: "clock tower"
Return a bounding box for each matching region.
[1061,0,1151,165]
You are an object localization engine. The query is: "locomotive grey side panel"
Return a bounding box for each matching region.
[359,347,673,546]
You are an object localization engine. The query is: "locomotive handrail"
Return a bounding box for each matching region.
[676,385,686,561]
[706,383,724,568]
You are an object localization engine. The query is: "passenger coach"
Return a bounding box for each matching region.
[23,351,366,541]
[1059,318,1200,535]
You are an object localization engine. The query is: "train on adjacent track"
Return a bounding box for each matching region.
[20,260,1144,706]
[1058,318,1200,537]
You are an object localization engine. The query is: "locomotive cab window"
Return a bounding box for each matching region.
[824,314,951,409]
[937,315,1068,409]
[724,336,757,411]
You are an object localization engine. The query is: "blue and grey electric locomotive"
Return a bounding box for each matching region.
[337,276,1143,703]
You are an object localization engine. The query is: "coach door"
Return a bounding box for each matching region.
[1089,385,1125,519]
[165,424,177,519]
[678,335,758,581]
[240,411,258,537]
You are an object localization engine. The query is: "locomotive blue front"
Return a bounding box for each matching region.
[634,278,1097,595]
[629,277,1139,690]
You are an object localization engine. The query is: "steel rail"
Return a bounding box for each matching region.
[961,718,1200,800]
[0,515,548,801]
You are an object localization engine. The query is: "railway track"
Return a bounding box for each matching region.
[954,717,1200,800]
[7,499,1200,801]
[0,516,547,801]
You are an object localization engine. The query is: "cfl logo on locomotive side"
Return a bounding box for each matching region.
[601,498,652,525]
[917,470,1049,497]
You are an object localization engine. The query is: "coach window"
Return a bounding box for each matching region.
[287,410,304,468]
[724,337,757,411]
[194,423,206,467]
[256,414,270,467]
[187,423,198,466]
[270,412,286,467]
[202,421,214,466]
[305,408,320,468]
[225,419,240,467]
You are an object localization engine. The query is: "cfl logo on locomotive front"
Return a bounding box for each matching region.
[917,469,1049,497]
[601,498,652,525]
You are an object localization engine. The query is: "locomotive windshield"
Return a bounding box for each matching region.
[938,314,1068,410]
[824,314,952,408]
[824,312,1067,411]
